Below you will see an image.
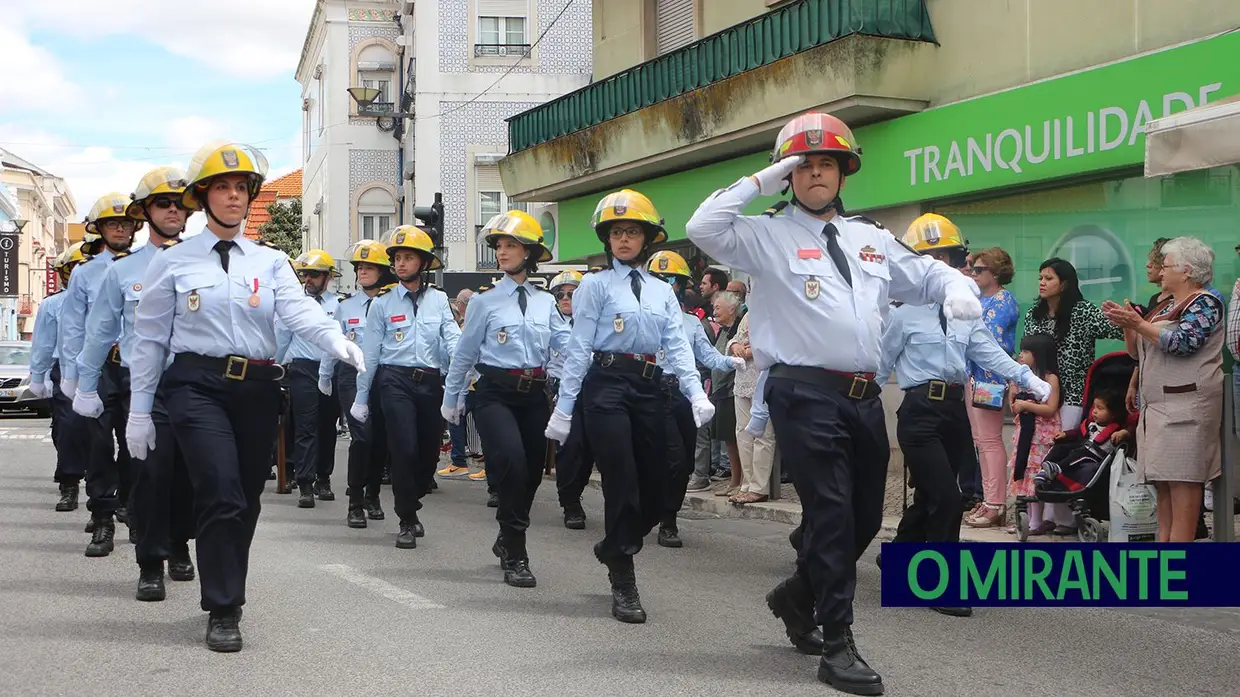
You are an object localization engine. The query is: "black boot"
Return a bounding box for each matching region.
[817,624,884,695]
[486,491,499,508]
[114,507,128,525]
[657,515,683,548]
[55,482,79,512]
[347,503,367,529]
[766,574,824,654]
[395,520,418,549]
[84,517,95,534]
[136,564,166,602]
[492,535,509,568]
[504,559,537,588]
[562,501,586,530]
[85,517,115,557]
[606,558,646,624]
[298,482,315,508]
[168,546,195,582]
[365,496,385,520]
[206,608,243,653]
[315,477,335,501]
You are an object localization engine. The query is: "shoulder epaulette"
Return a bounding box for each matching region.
[159,239,182,250]
[847,214,885,230]
[255,239,279,249]
[340,292,353,300]
[763,201,790,217]
[375,283,396,297]
[113,251,131,260]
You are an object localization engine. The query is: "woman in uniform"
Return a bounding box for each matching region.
[127,141,365,652]
[442,211,568,588]
[545,189,714,623]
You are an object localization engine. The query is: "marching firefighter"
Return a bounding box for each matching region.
[546,189,714,624]
[29,242,93,511]
[685,111,983,695]
[350,225,460,550]
[546,269,595,530]
[75,167,198,599]
[647,250,742,548]
[277,249,343,507]
[443,210,569,588]
[60,192,139,556]
[126,141,365,652]
[878,213,1050,617]
[323,240,396,528]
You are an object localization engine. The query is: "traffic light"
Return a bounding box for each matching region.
[413,192,445,250]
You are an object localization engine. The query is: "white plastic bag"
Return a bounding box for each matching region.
[1108,447,1158,542]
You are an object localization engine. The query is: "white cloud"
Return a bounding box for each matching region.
[0,21,83,110]
[1,0,319,80]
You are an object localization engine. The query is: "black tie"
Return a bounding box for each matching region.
[938,305,948,333]
[629,270,642,302]
[213,240,236,274]
[822,223,852,288]
[314,294,324,305]
[516,286,528,315]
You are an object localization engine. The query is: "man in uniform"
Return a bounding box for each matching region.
[686,111,983,695]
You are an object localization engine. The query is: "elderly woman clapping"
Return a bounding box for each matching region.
[1102,237,1225,542]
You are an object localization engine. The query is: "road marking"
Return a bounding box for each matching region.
[0,433,52,442]
[319,564,444,610]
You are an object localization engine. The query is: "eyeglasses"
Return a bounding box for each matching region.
[608,228,645,240]
[149,196,187,211]
[554,290,574,300]
[970,265,989,275]
[100,219,136,233]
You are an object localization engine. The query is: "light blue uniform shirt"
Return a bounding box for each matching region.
[277,291,340,363]
[128,232,345,414]
[355,282,461,407]
[545,311,572,379]
[443,276,571,403]
[57,248,123,382]
[657,310,736,374]
[319,291,370,382]
[29,291,66,383]
[877,302,1033,390]
[556,258,705,415]
[77,243,161,392]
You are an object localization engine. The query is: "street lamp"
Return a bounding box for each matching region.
[347,87,414,134]
[11,219,27,234]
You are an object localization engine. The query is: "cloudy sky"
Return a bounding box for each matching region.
[0,0,316,235]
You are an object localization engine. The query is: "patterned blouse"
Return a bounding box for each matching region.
[1023,300,1123,407]
[969,289,1019,384]
[1154,293,1224,356]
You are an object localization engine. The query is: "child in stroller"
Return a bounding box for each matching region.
[1035,389,1131,494]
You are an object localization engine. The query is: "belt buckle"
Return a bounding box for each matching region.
[225,356,248,381]
[927,380,947,401]
[601,353,615,368]
[516,375,532,393]
[642,361,656,380]
[412,369,424,384]
[847,375,869,400]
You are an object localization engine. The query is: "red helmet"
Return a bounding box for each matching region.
[771,112,861,175]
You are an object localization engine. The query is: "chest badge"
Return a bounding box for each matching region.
[132,283,142,292]
[347,329,356,341]
[859,245,886,264]
[657,348,665,361]
[187,290,201,312]
[613,315,625,333]
[394,329,405,343]
[248,278,261,308]
[497,328,508,345]
[804,278,820,300]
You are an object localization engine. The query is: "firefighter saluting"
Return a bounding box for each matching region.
[686,112,983,695]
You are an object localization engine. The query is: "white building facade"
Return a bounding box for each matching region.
[0,150,74,340]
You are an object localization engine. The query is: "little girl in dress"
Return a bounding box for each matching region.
[1007,335,1062,535]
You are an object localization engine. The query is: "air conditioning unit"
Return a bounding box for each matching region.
[528,203,559,261]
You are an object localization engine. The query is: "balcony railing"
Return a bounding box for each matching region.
[475,43,532,57]
[505,0,936,153]
[475,225,498,269]
[358,101,395,117]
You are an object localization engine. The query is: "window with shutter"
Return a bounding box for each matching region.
[476,0,528,56]
[654,0,695,56]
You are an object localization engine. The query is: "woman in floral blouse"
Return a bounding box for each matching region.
[1022,258,1123,531]
[964,248,1019,528]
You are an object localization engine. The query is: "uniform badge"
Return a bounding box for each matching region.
[497,328,508,344]
[805,129,823,147]
[247,279,261,307]
[394,232,406,245]
[858,245,886,264]
[360,248,369,259]
[657,258,668,271]
[394,329,405,343]
[132,283,142,292]
[187,290,201,312]
[613,203,627,216]
[613,315,625,333]
[112,203,126,214]
[657,348,665,361]
[347,329,356,341]
[221,149,240,169]
[804,278,820,300]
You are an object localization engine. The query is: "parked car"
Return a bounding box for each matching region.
[0,341,50,418]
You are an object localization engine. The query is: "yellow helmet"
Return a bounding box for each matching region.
[85,192,143,235]
[647,250,691,279]
[479,213,503,235]
[485,209,552,262]
[180,141,269,211]
[903,213,967,253]
[295,249,341,276]
[591,189,666,243]
[127,166,188,220]
[381,225,443,271]
[345,240,390,267]
[549,270,583,290]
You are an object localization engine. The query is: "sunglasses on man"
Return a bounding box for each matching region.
[148,196,188,211]
[554,289,575,300]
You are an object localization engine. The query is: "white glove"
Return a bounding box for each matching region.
[690,394,716,428]
[544,409,573,443]
[1026,374,1052,404]
[317,377,333,396]
[332,338,366,373]
[727,356,745,371]
[59,377,77,398]
[28,379,48,399]
[350,402,369,423]
[440,403,461,426]
[942,288,983,322]
[72,390,105,419]
[750,155,804,197]
[126,412,157,461]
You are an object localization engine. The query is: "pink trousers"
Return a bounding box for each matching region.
[965,382,1008,506]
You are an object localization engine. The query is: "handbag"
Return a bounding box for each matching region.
[971,378,1007,411]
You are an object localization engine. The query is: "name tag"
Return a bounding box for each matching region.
[347,318,361,325]
[797,248,823,260]
[390,314,407,323]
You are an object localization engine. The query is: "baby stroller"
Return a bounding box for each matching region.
[1014,351,1138,543]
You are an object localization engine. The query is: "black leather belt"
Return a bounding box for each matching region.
[108,344,122,365]
[592,352,662,380]
[907,380,964,402]
[476,364,546,394]
[769,364,881,400]
[388,365,440,384]
[173,353,285,382]
[661,374,680,390]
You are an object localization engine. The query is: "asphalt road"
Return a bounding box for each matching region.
[1,415,1238,696]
